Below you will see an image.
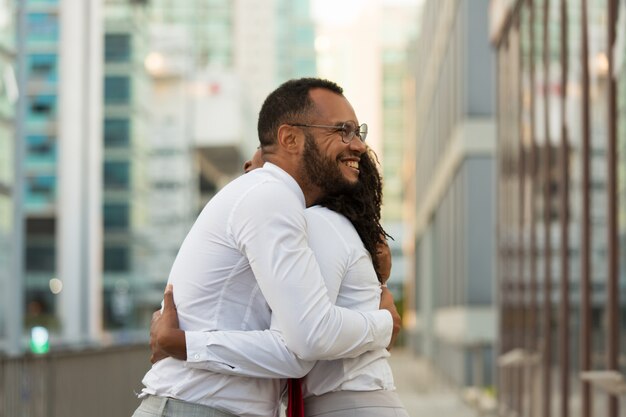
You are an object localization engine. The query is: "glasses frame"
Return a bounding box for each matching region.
[288,122,368,144]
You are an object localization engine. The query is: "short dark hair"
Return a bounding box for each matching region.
[257,78,343,147]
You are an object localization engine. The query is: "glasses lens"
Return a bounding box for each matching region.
[359,124,368,142]
[338,122,354,143]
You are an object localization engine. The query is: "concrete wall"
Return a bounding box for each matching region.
[0,344,150,417]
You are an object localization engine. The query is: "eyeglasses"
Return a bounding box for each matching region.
[289,121,368,144]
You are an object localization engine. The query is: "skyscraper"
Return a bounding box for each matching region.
[379,1,419,303]
[102,0,151,331]
[20,0,103,344]
[107,0,318,333]
[0,0,18,353]
[405,0,496,388]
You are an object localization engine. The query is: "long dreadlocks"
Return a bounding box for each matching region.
[317,149,391,282]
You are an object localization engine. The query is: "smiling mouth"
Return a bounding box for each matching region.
[343,160,359,171]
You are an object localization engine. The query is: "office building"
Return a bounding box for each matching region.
[18,0,104,345]
[0,0,17,353]
[405,0,496,388]
[115,0,318,330]
[102,0,151,331]
[491,0,626,416]
[380,2,419,301]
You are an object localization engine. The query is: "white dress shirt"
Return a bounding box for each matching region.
[140,163,392,417]
[302,206,395,396]
[182,205,396,397]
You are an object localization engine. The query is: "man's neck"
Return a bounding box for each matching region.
[265,155,323,207]
[302,185,323,208]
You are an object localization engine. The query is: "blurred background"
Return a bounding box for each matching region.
[0,0,625,416]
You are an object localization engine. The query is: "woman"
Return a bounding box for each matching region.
[245,147,408,417]
[152,148,407,417]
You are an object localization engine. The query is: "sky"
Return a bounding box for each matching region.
[309,0,423,154]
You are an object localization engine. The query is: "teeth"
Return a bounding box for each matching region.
[345,160,359,169]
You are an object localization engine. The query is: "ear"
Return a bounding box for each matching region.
[276,124,303,155]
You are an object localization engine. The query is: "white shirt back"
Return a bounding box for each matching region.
[140,163,392,417]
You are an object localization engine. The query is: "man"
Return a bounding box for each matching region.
[150,148,408,417]
[133,78,401,417]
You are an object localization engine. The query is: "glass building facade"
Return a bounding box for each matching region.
[406,0,496,388]
[23,0,60,333]
[102,0,151,332]
[491,0,626,416]
[0,0,16,346]
[379,3,419,310]
[275,0,316,83]
[149,0,233,68]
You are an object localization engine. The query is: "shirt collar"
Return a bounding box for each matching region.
[262,162,306,207]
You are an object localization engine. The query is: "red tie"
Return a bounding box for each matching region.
[286,378,304,417]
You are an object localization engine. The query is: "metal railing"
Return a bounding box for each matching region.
[1,343,151,417]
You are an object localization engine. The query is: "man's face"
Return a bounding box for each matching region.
[298,89,367,194]
[301,132,355,195]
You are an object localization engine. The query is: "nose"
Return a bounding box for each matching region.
[349,136,367,154]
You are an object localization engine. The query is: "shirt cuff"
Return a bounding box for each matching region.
[364,309,393,349]
[185,330,214,363]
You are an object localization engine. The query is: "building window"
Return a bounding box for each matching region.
[25,243,55,272]
[27,135,56,162]
[25,290,59,332]
[27,13,58,43]
[27,54,57,82]
[28,95,57,120]
[105,34,131,63]
[103,246,129,272]
[104,119,130,148]
[104,76,130,104]
[104,161,130,190]
[25,175,55,206]
[103,203,129,230]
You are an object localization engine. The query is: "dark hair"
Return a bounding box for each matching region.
[317,149,391,282]
[257,78,343,147]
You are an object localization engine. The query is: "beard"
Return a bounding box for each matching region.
[300,132,358,197]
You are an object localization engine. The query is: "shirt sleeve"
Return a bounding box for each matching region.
[184,206,367,377]
[185,322,315,378]
[228,182,392,361]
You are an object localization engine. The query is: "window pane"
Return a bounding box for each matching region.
[25,175,55,209]
[103,203,129,229]
[104,119,130,148]
[27,54,57,82]
[26,135,56,163]
[27,95,57,121]
[26,13,58,43]
[104,161,130,190]
[103,246,129,272]
[104,76,130,104]
[105,34,131,63]
[25,244,55,272]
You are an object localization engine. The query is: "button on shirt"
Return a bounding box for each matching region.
[140,163,392,417]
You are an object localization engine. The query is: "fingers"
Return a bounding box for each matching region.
[379,287,401,350]
[163,283,175,311]
[152,310,162,322]
[379,286,394,310]
[375,240,392,284]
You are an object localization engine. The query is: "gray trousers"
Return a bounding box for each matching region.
[304,390,409,417]
[132,395,238,417]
